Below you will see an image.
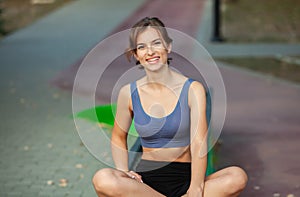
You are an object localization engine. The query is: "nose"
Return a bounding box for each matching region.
[147,45,154,55]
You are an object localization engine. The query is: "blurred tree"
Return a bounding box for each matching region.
[0,0,5,35]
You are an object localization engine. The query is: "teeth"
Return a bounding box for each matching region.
[147,57,159,62]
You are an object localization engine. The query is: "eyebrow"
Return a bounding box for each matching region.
[136,38,161,46]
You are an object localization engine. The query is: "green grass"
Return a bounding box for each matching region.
[218,57,300,83]
[222,0,300,43]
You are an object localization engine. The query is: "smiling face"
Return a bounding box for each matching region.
[134,27,171,71]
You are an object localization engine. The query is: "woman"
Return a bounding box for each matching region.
[92,17,248,197]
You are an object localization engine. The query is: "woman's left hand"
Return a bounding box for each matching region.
[125,170,143,183]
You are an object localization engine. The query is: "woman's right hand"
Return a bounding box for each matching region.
[125,170,143,183]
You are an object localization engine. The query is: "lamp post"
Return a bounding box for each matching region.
[0,0,5,35]
[211,0,224,42]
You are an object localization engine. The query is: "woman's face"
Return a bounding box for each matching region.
[135,27,171,71]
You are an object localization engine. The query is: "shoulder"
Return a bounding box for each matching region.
[189,80,205,95]
[188,80,206,107]
[118,83,131,100]
[117,83,135,111]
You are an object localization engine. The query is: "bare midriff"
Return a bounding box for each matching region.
[141,146,191,162]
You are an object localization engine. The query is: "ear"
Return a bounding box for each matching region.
[167,43,172,53]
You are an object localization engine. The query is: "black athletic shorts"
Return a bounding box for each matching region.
[136,159,191,197]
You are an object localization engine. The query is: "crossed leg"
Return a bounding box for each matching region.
[92,166,247,197]
[182,166,248,197]
[92,168,165,197]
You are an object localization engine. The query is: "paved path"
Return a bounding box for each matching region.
[0,0,146,196]
[0,0,300,197]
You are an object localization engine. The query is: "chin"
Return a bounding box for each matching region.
[145,63,166,72]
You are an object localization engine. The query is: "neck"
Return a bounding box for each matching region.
[144,64,172,86]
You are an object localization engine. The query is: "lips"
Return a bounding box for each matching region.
[146,56,160,64]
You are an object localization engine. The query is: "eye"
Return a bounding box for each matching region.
[153,41,162,46]
[137,45,145,50]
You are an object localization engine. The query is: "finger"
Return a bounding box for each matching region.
[125,171,137,179]
[129,171,142,179]
[128,171,143,183]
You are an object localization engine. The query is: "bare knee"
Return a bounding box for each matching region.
[92,168,113,192]
[92,168,122,196]
[224,166,248,195]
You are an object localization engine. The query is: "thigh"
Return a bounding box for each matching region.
[181,166,247,197]
[203,166,247,197]
[94,168,165,197]
[205,166,247,182]
[205,166,237,181]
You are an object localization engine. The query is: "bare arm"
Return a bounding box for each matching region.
[111,84,133,171]
[187,81,208,197]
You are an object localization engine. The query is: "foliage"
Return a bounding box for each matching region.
[222,0,300,43]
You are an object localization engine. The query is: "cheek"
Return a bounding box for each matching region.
[136,51,146,60]
[161,50,168,58]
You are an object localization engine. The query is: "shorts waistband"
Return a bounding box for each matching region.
[136,159,191,172]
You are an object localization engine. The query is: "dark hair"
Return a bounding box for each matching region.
[125,17,173,65]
